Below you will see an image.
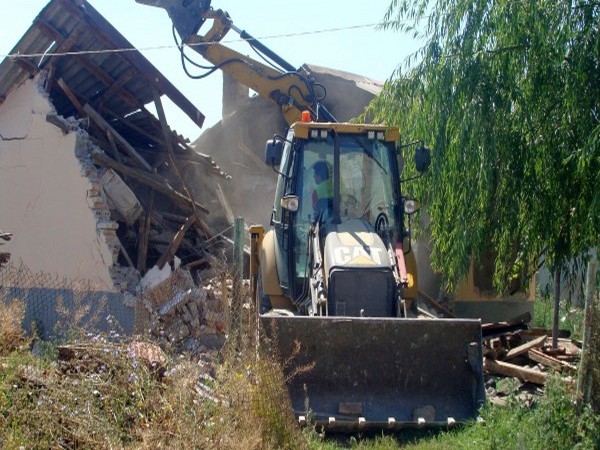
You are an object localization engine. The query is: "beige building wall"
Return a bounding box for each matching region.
[0,76,114,289]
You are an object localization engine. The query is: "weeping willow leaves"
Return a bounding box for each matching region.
[367,0,600,291]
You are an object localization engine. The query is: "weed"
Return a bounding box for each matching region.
[0,298,27,356]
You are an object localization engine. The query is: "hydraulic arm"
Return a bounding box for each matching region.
[136,0,336,124]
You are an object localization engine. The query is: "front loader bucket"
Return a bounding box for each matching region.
[260,316,485,431]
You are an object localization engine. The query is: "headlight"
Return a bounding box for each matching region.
[280,195,299,212]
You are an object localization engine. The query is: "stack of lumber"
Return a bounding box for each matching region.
[482,313,580,388]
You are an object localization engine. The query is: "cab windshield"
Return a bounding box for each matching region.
[292,133,398,282]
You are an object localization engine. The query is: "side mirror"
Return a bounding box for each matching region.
[265,139,283,166]
[415,146,431,173]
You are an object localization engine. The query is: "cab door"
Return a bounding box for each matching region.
[270,133,297,292]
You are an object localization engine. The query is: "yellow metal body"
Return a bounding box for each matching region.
[292,121,399,141]
[185,9,312,125]
[250,226,292,309]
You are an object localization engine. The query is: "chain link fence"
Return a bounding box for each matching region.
[0,262,135,339]
[0,255,258,361]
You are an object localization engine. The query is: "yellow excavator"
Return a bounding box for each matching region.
[138,0,486,430]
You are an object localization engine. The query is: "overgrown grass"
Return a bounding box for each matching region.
[0,337,209,448]
[1,290,598,449]
[0,292,307,449]
[0,299,27,356]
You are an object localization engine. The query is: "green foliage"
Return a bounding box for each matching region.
[367,0,600,291]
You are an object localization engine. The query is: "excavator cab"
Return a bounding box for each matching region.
[272,124,402,310]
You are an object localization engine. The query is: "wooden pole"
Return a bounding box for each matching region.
[152,87,212,239]
[484,358,547,386]
[137,190,154,274]
[577,256,598,411]
[552,266,561,350]
[156,216,195,270]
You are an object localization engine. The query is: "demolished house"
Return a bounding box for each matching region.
[0,0,229,341]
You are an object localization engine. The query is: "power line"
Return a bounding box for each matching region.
[1,22,390,60]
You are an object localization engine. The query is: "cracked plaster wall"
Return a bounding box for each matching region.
[0,75,115,289]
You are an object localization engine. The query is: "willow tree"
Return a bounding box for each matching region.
[367,0,599,293]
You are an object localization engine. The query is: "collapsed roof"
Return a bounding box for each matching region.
[0,0,232,284]
[0,0,205,147]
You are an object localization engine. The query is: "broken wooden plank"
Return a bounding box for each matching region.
[216,183,235,225]
[528,348,577,373]
[137,191,154,274]
[156,216,196,270]
[119,242,135,268]
[90,151,209,215]
[152,87,212,240]
[520,328,571,339]
[84,103,152,172]
[160,212,188,223]
[183,258,208,270]
[57,78,86,117]
[482,312,532,337]
[45,114,70,134]
[484,358,547,386]
[106,130,125,165]
[505,335,547,360]
[417,289,456,318]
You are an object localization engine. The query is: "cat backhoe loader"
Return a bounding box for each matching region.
[137,0,486,430]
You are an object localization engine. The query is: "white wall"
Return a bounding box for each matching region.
[0,76,114,289]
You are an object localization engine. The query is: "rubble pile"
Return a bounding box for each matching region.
[138,269,227,353]
[481,313,581,405]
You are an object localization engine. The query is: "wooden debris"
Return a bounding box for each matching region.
[84,103,153,172]
[482,316,581,406]
[505,335,547,360]
[91,151,209,214]
[157,216,196,270]
[528,348,577,373]
[417,289,455,318]
[484,358,547,386]
[482,312,531,337]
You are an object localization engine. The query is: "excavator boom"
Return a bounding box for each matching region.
[135,0,212,40]
[135,0,336,124]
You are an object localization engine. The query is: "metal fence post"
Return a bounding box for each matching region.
[231,217,245,352]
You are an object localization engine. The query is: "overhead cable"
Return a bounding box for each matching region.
[1,22,390,60]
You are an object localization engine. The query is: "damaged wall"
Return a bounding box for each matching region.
[0,75,115,289]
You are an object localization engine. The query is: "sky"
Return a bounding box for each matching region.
[0,1,421,140]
